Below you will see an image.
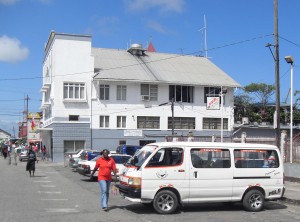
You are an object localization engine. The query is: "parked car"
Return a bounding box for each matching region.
[14,147,23,156]
[77,153,131,180]
[68,149,98,170]
[66,149,85,159]
[69,157,82,171]
[80,150,101,161]
[19,150,29,162]
[116,145,141,156]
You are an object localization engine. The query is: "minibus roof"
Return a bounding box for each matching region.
[145,142,278,150]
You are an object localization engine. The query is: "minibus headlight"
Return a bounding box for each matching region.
[128,177,141,186]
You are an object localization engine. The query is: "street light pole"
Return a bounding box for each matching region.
[221,89,224,143]
[285,56,294,163]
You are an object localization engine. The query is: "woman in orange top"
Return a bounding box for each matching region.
[91,149,117,211]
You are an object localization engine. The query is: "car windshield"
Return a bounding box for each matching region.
[111,155,131,164]
[126,145,157,167]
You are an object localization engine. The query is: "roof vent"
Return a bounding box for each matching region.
[127,43,146,56]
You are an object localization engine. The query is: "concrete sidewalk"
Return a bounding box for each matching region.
[281,180,300,205]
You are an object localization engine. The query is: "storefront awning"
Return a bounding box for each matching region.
[37,128,53,131]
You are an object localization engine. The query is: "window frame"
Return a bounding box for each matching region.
[169,85,194,103]
[117,116,126,128]
[203,118,228,130]
[99,84,110,100]
[63,82,86,101]
[168,117,195,129]
[137,116,160,129]
[117,85,127,101]
[69,115,79,121]
[140,84,158,101]
[146,147,184,167]
[234,149,279,168]
[190,148,231,168]
[100,115,110,128]
[204,87,223,104]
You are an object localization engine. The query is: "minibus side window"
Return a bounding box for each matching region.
[234,149,279,168]
[190,148,231,168]
[146,147,183,167]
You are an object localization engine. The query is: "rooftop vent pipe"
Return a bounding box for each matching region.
[127,43,146,56]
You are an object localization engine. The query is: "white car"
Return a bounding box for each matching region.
[77,154,131,180]
[19,149,29,162]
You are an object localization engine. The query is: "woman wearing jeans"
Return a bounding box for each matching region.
[91,149,117,211]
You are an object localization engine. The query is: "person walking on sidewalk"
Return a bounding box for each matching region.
[26,147,38,177]
[41,145,46,161]
[90,149,117,211]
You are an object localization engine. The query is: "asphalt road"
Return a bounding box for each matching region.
[1,157,300,222]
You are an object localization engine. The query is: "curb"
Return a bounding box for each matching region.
[279,197,300,205]
[285,176,300,183]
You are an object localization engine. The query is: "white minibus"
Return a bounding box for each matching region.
[118,142,285,214]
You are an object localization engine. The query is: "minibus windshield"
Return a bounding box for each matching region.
[125,145,157,167]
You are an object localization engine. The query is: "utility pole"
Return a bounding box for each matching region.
[274,0,281,148]
[24,94,30,121]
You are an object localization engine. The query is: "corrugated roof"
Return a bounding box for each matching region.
[92,48,240,87]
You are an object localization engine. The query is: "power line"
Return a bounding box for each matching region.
[279,35,300,48]
[0,33,274,82]
[0,99,24,102]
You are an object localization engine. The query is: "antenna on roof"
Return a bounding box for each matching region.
[198,15,208,58]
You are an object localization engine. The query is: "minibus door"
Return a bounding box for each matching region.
[189,148,233,202]
[141,147,188,200]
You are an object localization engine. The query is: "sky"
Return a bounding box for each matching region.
[0,0,300,136]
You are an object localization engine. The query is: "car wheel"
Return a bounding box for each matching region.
[243,189,264,212]
[153,190,178,214]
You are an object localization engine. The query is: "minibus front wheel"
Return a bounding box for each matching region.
[243,189,265,212]
[153,190,178,214]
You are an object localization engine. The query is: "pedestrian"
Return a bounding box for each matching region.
[3,146,8,159]
[26,147,38,177]
[41,145,46,161]
[90,149,117,212]
[33,144,38,153]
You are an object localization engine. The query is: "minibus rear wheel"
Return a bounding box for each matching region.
[153,190,178,214]
[242,189,265,212]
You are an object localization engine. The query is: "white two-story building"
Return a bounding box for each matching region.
[40,31,240,162]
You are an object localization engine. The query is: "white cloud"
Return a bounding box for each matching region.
[147,20,167,34]
[124,0,185,13]
[0,35,29,63]
[0,0,21,5]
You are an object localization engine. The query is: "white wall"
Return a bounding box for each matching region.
[90,81,235,131]
[42,34,94,123]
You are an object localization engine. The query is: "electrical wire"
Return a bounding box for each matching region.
[279,35,300,48]
[0,34,274,82]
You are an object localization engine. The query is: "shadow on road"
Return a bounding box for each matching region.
[117,201,287,215]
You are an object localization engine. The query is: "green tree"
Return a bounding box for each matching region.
[243,83,275,122]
